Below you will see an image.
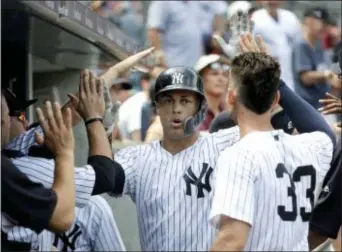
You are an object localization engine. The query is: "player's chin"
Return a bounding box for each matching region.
[168,128,186,139]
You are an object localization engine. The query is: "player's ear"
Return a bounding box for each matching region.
[226,88,236,107]
[155,101,160,115]
[271,90,280,109]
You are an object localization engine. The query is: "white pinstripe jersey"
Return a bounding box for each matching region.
[210,130,333,251]
[114,126,240,251]
[3,126,96,250]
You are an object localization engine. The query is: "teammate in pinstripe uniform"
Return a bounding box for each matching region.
[3,48,154,251]
[113,66,240,251]
[3,73,126,251]
[110,56,335,250]
[5,47,334,252]
[210,34,334,251]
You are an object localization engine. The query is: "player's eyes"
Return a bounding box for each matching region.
[162,98,172,104]
[181,99,191,104]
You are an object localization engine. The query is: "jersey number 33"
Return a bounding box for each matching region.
[275,163,316,222]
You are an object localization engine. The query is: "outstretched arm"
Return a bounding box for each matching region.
[238,33,336,146]
[62,47,155,125]
[278,80,336,145]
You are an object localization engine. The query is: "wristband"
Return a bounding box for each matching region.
[85,117,103,126]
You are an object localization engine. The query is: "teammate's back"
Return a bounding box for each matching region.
[211,129,333,251]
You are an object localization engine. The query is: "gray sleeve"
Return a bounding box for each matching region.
[293,42,313,73]
[147,1,167,30]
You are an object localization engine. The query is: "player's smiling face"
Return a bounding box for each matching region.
[156,90,199,139]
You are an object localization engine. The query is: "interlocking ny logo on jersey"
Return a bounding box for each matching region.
[183,163,213,198]
[53,224,82,251]
[172,72,184,85]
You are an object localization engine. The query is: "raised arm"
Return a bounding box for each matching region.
[34,101,75,232]
[62,47,154,125]
[68,70,129,196]
[238,33,336,146]
[6,48,154,152]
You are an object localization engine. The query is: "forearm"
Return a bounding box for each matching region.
[300,71,327,86]
[213,15,226,36]
[308,231,329,251]
[87,121,113,159]
[147,29,163,50]
[211,234,244,251]
[279,80,336,145]
[49,153,75,232]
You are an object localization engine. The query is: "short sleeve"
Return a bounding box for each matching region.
[289,14,302,41]
[210,148,258,228]
[297,132,333,174]
[2,157,57,233]
[5,125,43,155]
[292,41,314,73]
[310,137,341,238]
[210,126,240,153]
[147,1,167,30]
[127,110,142,135]
[114,146,140,200]
[310,161,341,238]
[11,156,95,208]
[213,1,228,15]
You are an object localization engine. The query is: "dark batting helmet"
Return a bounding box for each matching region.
[153,66,207,136]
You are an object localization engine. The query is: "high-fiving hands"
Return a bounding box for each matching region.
[102,82,120,134]
[35,102,74,157]
[99,47,155,133]
[101,47,155,88]
[213,11,254,59]
[238,33,268,54]
[68,70,105,121]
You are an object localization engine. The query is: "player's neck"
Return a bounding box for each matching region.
[162,132,199,155]
[237,110,274,138]
[266,7,278,20]
[303,30,318,47]
[206,94,222,115]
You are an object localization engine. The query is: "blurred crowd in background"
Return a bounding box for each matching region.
[81,0,341,147]
[2,1,342,251]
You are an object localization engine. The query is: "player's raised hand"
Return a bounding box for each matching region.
[318,92,342,115]
[68,70,105,121]
[35,101,74,156]
[101,47,155,88]
[239,33,268,54]
[101,78,121,134]
[213,10,252,59]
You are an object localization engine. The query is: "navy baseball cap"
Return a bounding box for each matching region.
[304,7,334,25]
[3,88,37,116]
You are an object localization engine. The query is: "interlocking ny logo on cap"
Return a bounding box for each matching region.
[172,72,184,85]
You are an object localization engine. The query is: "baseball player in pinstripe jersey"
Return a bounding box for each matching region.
[3,76,125,251]
[2,48,155,251]
[210,34,334,251]
[106,13,337,252]
[111,58,336,251]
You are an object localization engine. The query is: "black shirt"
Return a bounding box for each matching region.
[1,155,57,234]
[309,137,341,239]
